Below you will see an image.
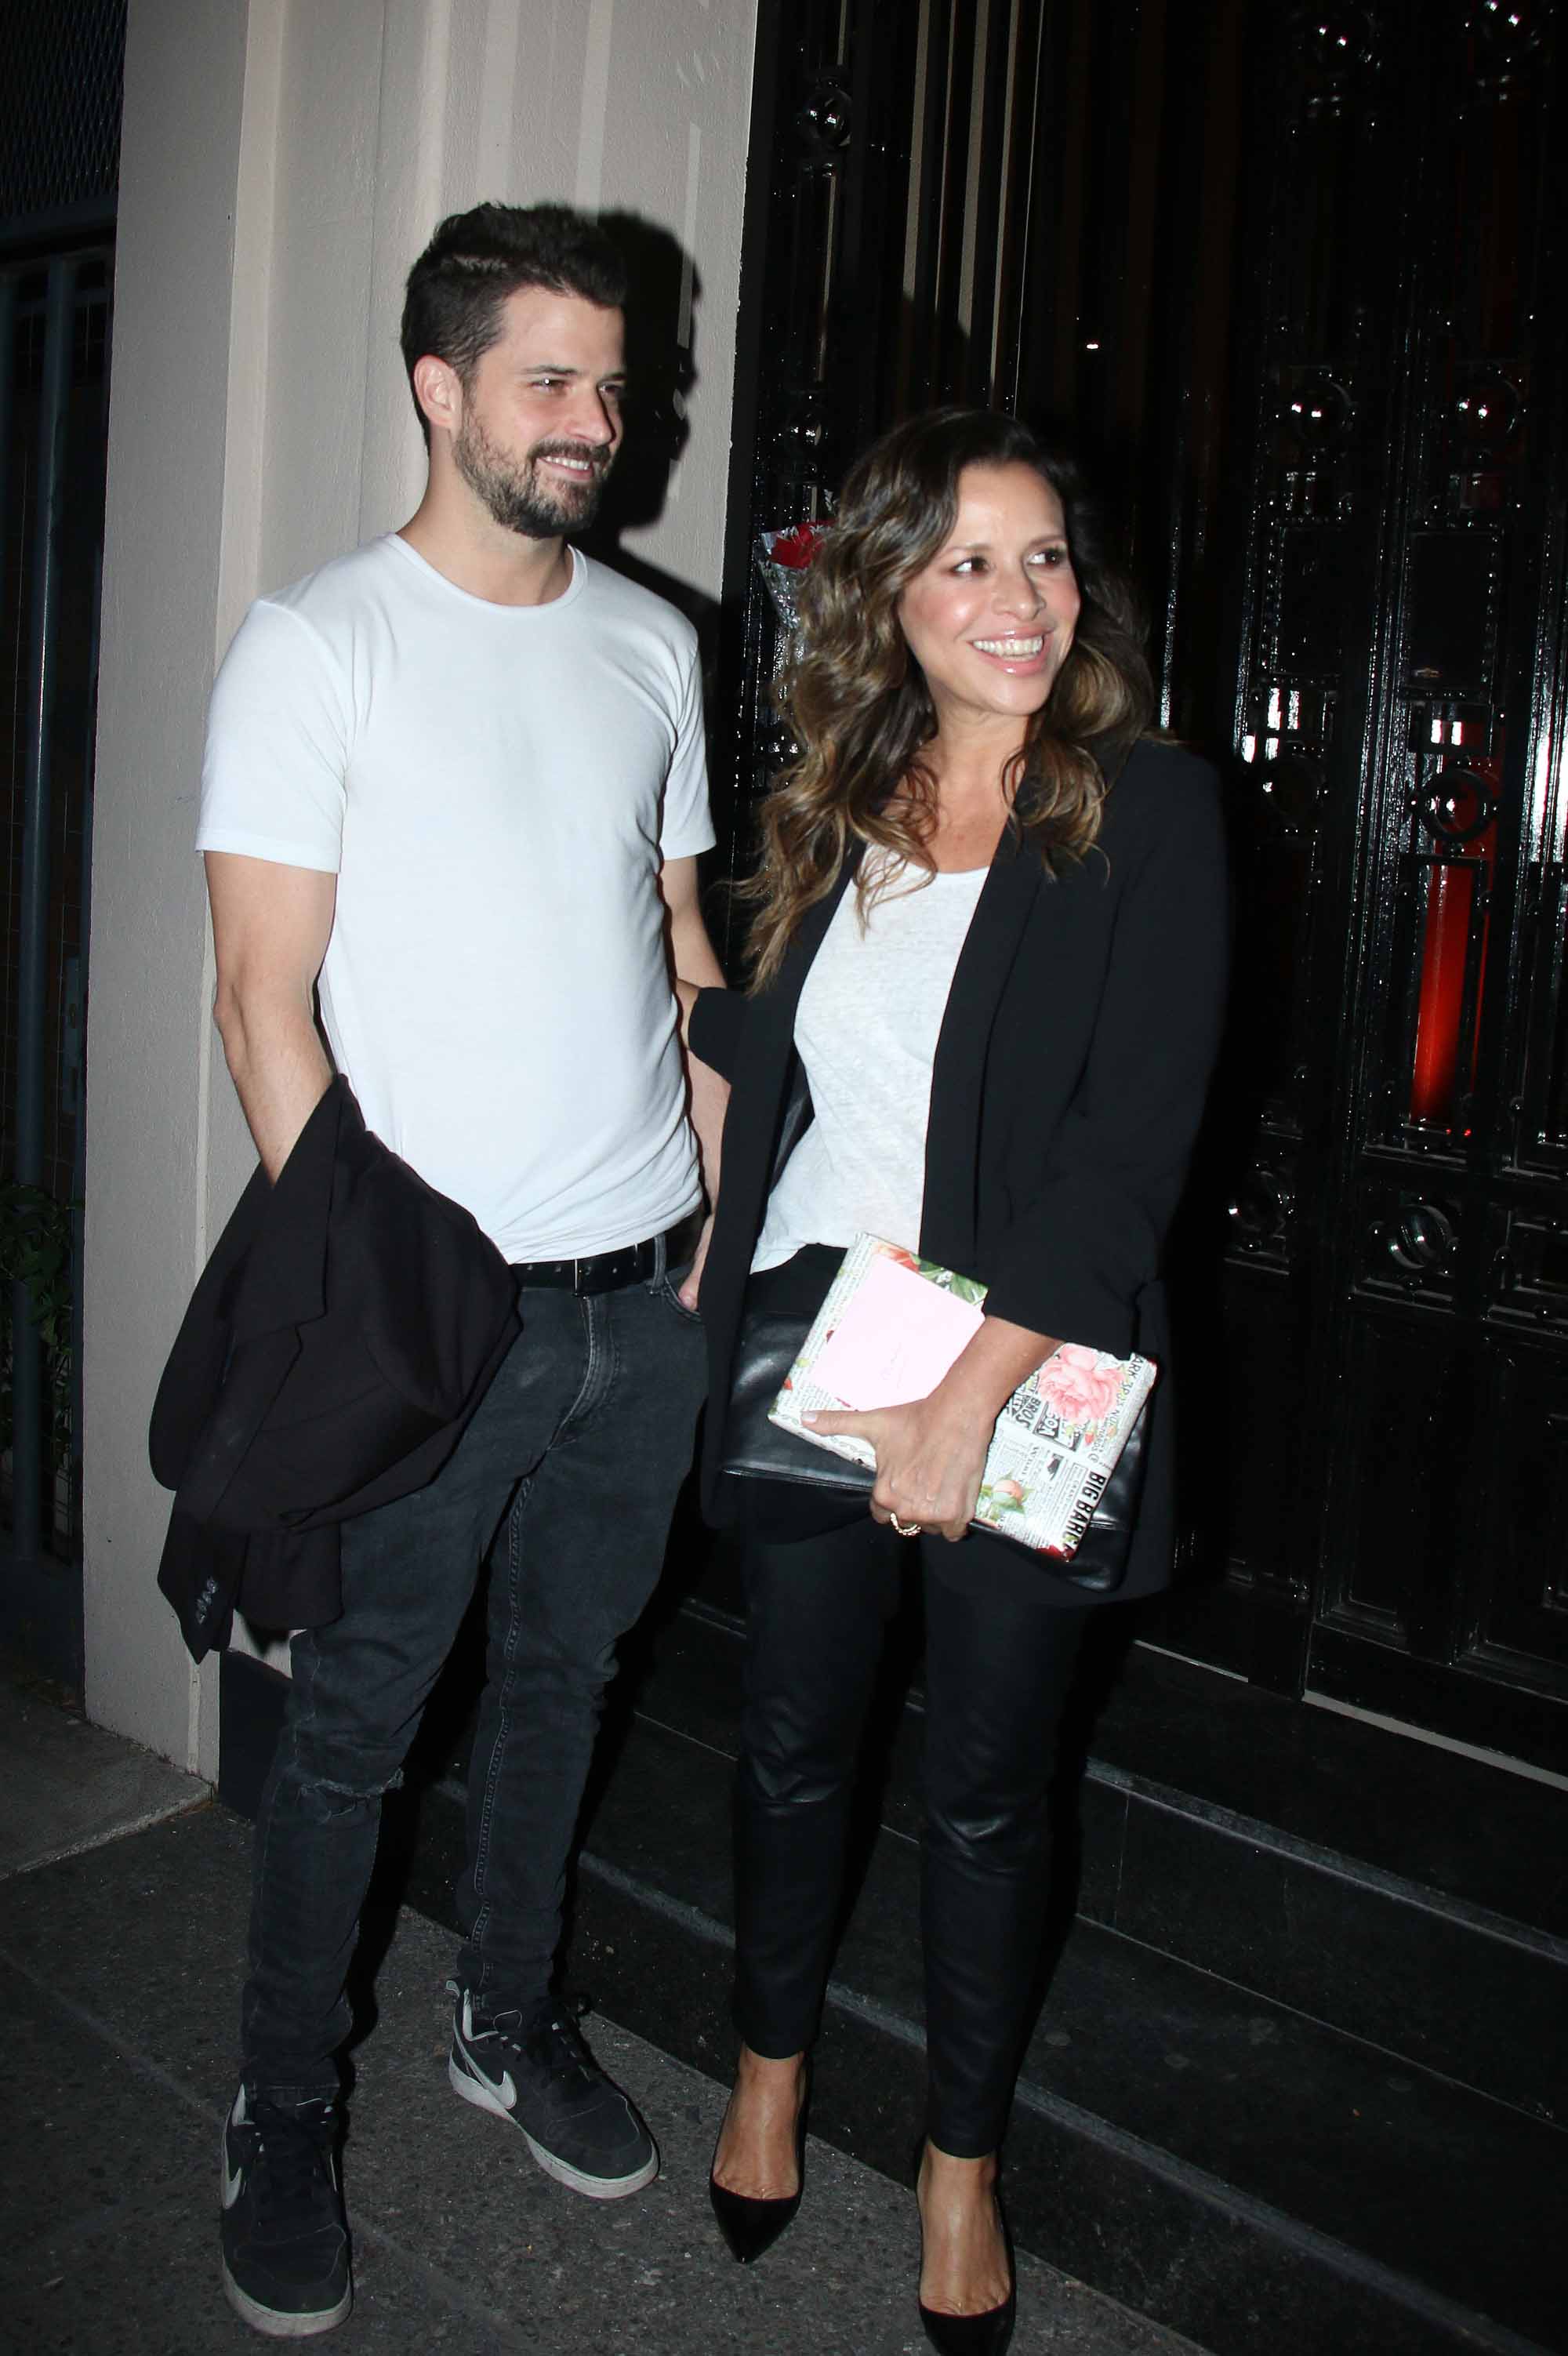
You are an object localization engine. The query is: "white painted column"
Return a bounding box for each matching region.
[85,0,274,1776]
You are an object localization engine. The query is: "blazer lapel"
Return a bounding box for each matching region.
[758,859,857,1057]
[703,859,858,1325]
[920,833,1044,1271]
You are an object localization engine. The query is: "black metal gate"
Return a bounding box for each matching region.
[2,0,125,1569]
[714,0,1568,1771]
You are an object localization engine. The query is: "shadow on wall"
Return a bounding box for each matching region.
[580,209,717,662]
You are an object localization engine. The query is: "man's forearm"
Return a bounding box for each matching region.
[686,1046,728,1208]
[204,851,338,1181]
[669,918,729,1210]
[216,990,333,1182]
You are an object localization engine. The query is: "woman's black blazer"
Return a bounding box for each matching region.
[689,739,1229,1602]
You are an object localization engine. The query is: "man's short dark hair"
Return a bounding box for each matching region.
[401,202,628,445]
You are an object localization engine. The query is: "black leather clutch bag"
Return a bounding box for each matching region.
[723,1299,874,1497]
[718,1246,1149,1595]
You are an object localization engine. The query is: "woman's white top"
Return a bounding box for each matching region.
[752,859,989,1272]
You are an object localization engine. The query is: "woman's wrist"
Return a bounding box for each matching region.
[930,1363,1007,1433]
[936,1314,1059,1428]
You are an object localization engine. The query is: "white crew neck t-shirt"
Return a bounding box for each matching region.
[198,535,713,1262]
[753,859,989,1271]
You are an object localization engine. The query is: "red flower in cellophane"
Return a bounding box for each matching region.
[755,523,830,670]
[766,521,827,569]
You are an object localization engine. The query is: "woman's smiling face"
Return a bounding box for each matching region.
[896,462,1081,739]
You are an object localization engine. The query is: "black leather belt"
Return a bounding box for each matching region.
[511,1213,700,1297]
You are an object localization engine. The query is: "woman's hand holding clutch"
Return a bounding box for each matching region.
[806,1390,993,1540]
[805,1312,1060,1542]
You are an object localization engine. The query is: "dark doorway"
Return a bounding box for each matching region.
[710,0,1568,1773]
[1,0,125,1681]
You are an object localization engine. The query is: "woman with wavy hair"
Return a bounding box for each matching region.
[680,407,1228,2351]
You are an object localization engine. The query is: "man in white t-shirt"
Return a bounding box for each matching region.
[201,203,727,2340]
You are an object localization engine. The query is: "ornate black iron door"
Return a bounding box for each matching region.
[717,0,1568,1770]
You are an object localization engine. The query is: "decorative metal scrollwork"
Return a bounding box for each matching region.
[758,718,802,771]
[1490,1216,1568,1328]
[1258,752,1326,838]
[1464,1,1545,89]
[1452,376,1523,453]
[1301,3,1377,68]
[795,76,853,154]
[1374,1201,1457,1275]
[1297,4,1380,114]
[1283,372,1356,449]
[1413,767,1498,844]
[775,387,829,464]
[1227,1163,1295,1251]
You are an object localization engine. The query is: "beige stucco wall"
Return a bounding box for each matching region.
[85,0,757,1771]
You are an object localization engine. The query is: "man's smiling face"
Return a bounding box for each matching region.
[451,285,626,539]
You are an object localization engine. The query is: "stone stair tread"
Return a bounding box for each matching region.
[1090,1643,1568,1939]
[638,1600,1568,1941]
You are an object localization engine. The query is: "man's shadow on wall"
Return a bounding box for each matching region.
[579,210,717,654]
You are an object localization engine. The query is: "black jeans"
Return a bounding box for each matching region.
[241,1254,706,2104]
[734,1512,1089,2156]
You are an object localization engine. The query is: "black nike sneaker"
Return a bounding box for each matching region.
[447,1982,659,2198]
[220,2082,352,2337]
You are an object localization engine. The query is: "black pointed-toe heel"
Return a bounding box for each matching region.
[917,2199,1017,2355]
[708,2068,809,2265]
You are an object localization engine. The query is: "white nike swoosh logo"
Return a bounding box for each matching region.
[222,2092,245,2206]
[457,2032,515,2107]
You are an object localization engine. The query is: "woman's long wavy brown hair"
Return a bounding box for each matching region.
[743,408,1155,988]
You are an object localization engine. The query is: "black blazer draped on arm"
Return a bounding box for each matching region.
[688,738,1230,1606]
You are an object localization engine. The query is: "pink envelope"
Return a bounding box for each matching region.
[809,1255,984,1407]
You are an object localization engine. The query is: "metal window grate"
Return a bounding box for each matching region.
[0,0,126,227]
[1,256,111,1556]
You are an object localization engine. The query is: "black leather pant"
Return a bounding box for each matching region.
[733,1508,1090,2157]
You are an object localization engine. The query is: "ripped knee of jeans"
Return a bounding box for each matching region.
[286,1754,405,1821]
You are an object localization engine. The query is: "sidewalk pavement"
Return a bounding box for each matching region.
[0,1673,1209,2356]
[0,1657,205,1876]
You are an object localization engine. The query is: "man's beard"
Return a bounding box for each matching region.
[453,408,612,538]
